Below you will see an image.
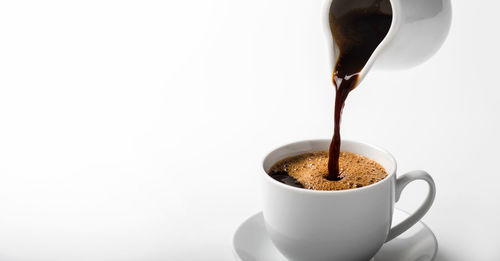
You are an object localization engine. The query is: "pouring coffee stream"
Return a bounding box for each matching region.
[326,0,393,180]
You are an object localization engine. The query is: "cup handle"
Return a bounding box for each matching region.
[385,170,436,242]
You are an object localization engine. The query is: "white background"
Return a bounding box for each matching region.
[0,0,499,260]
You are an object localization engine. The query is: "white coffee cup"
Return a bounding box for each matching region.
[261,139,436,261]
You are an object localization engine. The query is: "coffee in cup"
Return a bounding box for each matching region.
[269,151,387,190]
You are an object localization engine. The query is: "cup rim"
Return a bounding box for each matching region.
[261,139,397,194]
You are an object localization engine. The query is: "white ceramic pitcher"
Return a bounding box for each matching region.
[323,0,452,84]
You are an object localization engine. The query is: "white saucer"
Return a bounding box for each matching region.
[233,208,437,261]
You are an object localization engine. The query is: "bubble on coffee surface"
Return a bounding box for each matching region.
[269,151,387,191]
